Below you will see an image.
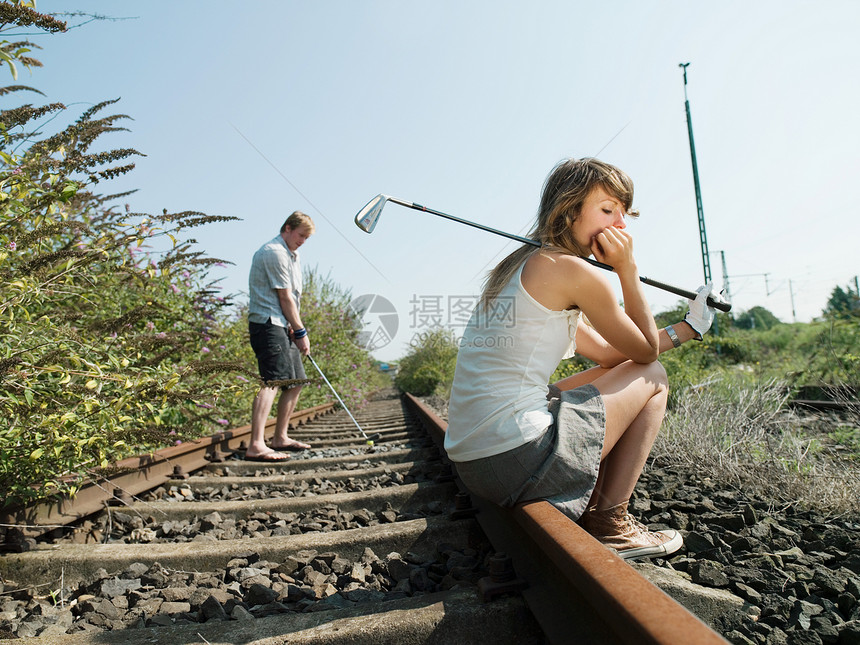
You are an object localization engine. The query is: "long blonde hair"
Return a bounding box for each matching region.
[480,157,638,309]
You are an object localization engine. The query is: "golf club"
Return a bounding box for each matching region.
[355,194,731,313]
[307,355,381,446]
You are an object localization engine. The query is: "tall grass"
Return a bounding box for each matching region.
[653,379,860,514]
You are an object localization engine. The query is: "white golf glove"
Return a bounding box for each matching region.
[684,282,717,340]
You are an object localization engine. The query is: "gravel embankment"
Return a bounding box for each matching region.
[0,544,490,638]
[633,462,860,644]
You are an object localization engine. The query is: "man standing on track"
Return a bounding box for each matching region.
[245,211,315,462]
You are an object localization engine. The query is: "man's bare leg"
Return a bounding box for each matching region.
[246,385,289,460]
[270,385,310,450]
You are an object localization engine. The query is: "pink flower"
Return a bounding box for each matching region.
[202,347,210,353]
[8,241,16,251]
[170,284,179,294]
[216,419,228,425]
[175,440,182,445]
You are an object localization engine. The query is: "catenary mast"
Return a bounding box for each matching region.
[679,63,713,287]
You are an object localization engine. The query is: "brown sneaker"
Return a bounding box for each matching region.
[579,501,683,561]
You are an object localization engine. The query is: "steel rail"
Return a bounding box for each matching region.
[404,392,728,645]
[789,399,851,411]
[1,403,333,543]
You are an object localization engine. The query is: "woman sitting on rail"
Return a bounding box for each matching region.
[445,157,717,560]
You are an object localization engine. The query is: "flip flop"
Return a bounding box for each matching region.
[244,450,290,463]
[270,441,311,451]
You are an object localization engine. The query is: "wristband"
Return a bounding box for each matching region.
[293,327,307,339]
[665,325,681,348]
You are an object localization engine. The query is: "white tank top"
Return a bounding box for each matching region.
[445,262,581,462]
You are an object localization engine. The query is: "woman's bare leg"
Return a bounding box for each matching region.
[554,360,668,510]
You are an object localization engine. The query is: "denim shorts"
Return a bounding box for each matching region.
[248,320,307,388]
[453,384,605,522]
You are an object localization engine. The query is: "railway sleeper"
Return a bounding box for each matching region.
[173,462,447,492]
[208,447,441,475]
[0,517,547,644]
[16,587,543,645]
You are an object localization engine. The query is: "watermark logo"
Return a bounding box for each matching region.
[349,294,398,351]
[409,294,515,329]
[350,293,517,352]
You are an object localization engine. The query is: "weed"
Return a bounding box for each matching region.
[654,379,860,513]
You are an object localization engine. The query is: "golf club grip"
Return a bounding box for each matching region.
[640,276,732,312]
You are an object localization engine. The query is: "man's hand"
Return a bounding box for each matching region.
[295,335,310,356]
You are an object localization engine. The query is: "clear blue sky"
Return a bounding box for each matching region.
[26,1,860,361]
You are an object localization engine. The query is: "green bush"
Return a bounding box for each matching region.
[290,268,389,411]
[734,305,782,330]
[395,327,459,396]
[0,5,243,505]
[0,6,384,509]
[550,354,595,383]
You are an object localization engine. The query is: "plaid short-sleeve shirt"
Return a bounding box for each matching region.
[248,234,301,327]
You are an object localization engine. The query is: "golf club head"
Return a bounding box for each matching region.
[355,194,389,233]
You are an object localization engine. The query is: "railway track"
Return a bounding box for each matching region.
[1,390,726,644]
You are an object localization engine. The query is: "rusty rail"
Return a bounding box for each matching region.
[1,403,333,542]
[404,393,728,645]
[790,399,851,411]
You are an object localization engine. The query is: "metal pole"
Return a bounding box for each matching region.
[679,63,713,287]
[720,250,731,305]
[307,355,378,445]
[789,279,797,322]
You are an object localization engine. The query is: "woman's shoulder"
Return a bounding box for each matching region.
[522,249,609,310]
[525,248,599,276]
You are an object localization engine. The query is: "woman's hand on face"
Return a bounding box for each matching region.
[591,226,635,272]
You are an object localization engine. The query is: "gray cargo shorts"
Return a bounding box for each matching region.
[453,384,605,522]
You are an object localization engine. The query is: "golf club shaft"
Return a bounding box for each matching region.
[389,197,731,313]
[307,355,368,439]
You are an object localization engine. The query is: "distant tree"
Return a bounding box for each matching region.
[395,327,459,397]
[654,301,688,329]
[735,306,781,330]
[823,284,860,319]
